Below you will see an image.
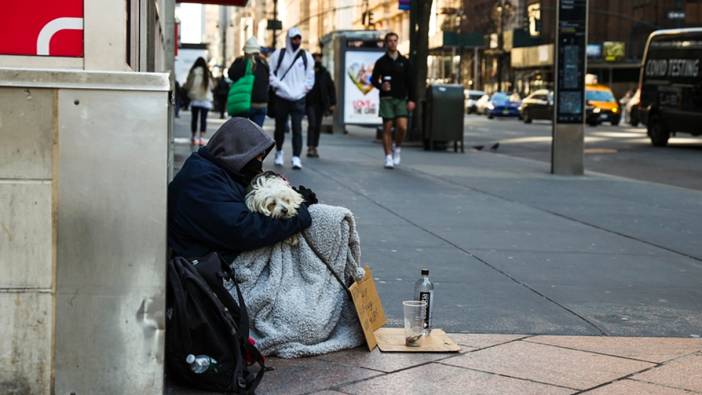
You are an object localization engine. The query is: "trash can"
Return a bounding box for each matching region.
[424,84,465,152]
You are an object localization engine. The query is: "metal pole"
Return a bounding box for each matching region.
[272,0,278,49]
[473,47,479,89]
[551,0,588,175]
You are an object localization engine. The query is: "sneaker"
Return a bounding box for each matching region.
[274,150,284,167]
[384,155,394,169]
[191,137,198,145]
[291,156,302,170]
[199,137,207,146]
[393,147,401,165]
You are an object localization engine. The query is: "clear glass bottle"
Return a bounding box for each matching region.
[414,268,434,335]
[186,354,219,374]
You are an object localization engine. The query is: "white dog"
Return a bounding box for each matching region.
[245,171,305,245]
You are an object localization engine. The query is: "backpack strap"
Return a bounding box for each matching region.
[274,48,286,76]
[279,50,307,82]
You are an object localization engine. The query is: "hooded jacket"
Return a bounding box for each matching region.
[168,117,312,260]
[268,27,315,101]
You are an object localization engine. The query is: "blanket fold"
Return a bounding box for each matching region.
[231,204,364,358]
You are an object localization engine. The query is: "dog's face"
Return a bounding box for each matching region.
[246,171,304,219]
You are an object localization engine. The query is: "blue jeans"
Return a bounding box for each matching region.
[249,107,267,127]
[232,107,267,128]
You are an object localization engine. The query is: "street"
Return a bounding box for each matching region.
[465,115,702,191]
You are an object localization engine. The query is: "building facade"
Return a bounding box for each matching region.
[509,0,702,96]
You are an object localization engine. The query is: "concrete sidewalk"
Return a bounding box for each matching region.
[170,113,702,393]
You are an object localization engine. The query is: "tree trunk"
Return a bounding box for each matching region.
[408,0,433,142]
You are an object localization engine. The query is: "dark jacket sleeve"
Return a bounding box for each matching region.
[371,57,384,91]
[172,170,312,253]
[228,58,245,83]
[326,70,337,107]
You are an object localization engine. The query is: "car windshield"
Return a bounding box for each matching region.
[491,93,509,104]
[586,90,615,102]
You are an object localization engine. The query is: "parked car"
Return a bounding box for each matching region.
[465,90,486,113]
[486,92,521,119]
[624,88,641,126]
[640,28,702,146]
[475,94,492,115]
[585,84,621,126]
[519,89,553,123]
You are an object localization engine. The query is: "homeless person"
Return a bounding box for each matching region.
[168,117,364,358]
[168,117,312,261]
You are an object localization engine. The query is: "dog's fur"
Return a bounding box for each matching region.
[246,171,304,245]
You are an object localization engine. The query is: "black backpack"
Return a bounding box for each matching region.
[166,253,265,393]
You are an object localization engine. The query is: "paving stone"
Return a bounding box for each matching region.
[449,333,527,349]
[441,340,653,390]
[339,362,573,394]
[582,379,693,394]
[315,346,457,373]
[255,357,381,395]
[632,353,702,393]
[528,336,702,363]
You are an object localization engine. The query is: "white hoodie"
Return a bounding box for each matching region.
[268,27,315,101]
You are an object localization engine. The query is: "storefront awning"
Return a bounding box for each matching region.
[176,0,247,5]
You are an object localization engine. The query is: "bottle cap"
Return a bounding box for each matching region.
[421,269,429,275]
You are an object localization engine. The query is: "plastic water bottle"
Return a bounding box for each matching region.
[414,268,434,335]
[186,354,219,374]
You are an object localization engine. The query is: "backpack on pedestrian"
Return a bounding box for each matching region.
[267,48,308,118]
[166,252,265,393]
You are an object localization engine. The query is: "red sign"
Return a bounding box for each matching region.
[1,1,84,57]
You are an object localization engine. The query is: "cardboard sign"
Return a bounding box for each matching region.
[349,266,386,351]
[375,328,461,353]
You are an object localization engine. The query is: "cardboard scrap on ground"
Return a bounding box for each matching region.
[374,328,461,353]
[349,266,386,351]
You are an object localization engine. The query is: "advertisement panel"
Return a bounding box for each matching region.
[1,1,84,57]
[344,50,383,125]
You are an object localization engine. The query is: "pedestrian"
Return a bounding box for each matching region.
[213,76,230,119]
[371,32,416,169]
[184,57,214,145]
[228,37,270,127]
[268,27,315,170]
[305,53,336,158]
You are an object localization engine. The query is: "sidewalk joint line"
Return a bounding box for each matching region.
[435,363,581,391]
[522,339,662,364]
[571,362,666,394]
[306,164,609,336]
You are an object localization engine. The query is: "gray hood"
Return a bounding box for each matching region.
[204,117,274,175]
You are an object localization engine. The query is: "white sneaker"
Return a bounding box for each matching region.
[274,150,284,167]
[384,155,394,169]
[291,156,302,170]
[393,147,401,165]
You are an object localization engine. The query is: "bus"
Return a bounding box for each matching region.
[640,28,702,146]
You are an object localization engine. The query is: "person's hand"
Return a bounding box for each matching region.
[326,105,336,116]
[294,185,318,207]
[382,82,391,92]
[407,101,416,112]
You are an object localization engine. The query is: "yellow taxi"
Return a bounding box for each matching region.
[585,84,621,126]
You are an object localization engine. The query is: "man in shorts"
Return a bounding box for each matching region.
[371,32,416,169]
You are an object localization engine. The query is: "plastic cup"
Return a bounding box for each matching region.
[403,300,427,347]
